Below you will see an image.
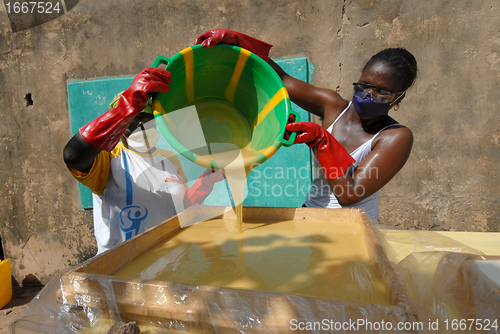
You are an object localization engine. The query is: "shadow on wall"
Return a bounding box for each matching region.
[4,0,79,32]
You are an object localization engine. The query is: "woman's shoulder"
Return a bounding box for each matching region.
[384,116,412,133]
[375,122,413,148]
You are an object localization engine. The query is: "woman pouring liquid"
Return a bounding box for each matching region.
[195,29,417,220]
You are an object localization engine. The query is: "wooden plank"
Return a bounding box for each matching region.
[230,206,366,223]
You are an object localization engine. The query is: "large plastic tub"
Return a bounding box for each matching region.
[57,207,420,333]
[151,44,299,170]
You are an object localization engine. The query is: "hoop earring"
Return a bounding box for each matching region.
[393,104,400,111]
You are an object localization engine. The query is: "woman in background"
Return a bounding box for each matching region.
[196,29,417,220]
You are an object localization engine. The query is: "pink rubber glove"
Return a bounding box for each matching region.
[195,29,273,61]
[187,169,226,205]
[286,122,355,180]
[79,68,171,151]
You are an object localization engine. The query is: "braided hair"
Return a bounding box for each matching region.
[363,48,418,92]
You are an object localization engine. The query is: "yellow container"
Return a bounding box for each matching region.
[0,260,12,309]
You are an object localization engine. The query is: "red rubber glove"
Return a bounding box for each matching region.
[79,68,171,152]
[286,122,355,180]
[195,29,273,61]
[187,169,226,205]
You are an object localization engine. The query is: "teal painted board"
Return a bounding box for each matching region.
[68,77,134,137]
[67,77,134,209]
[243,57,312,207]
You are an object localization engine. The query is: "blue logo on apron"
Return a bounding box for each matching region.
[120,205,149,240]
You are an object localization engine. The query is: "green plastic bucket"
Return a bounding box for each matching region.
[151,44,299,170]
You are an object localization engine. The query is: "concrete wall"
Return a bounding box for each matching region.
[0,0,498,284]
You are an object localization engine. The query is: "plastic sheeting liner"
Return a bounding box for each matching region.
[10,208,500,334]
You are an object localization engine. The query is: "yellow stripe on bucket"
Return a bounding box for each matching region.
[253,88,289,127]
[153,103,176,131]
[225,48,252,103]
[194,155,208,167]
[180,47,195,102]
[152,101,166,115]
[259,145,280,160]
[194,154,218,170]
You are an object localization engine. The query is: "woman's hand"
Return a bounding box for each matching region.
[286,122,355,180]
[194,29,273,61]
[78,68,171,152]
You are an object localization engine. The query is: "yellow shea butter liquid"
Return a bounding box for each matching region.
[114,219,389,304]
[175,98,257,232]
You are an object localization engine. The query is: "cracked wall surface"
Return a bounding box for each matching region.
[0,0,499,283]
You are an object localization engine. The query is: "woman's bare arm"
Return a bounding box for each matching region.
[327,126,413,205]
[267,59,346,120]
